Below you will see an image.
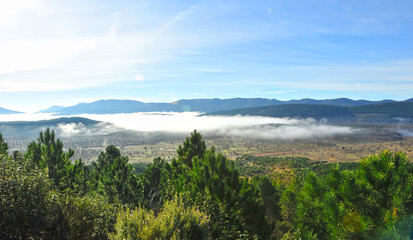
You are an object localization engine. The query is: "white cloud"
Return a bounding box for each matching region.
[267,90,297,94]
[0,112,356,140]
[190,68,232,73]
[0,80,93,92]
[0,0,411,98]
[0,39,96,74]
[73,112,355,140]
[0,0,52,25]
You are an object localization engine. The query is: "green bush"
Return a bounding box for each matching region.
[49,193,119,240]
[0,156,54,239]
[109,195,210,240]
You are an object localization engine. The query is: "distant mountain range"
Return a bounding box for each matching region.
[34,97,410,115]
[1,97,412,116]
[37,105,65,113]
[205,102,413,123]
[0,107,22,115]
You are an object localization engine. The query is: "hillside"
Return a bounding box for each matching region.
[55,100,149,115]
[351,102,413,117]
[205,101,413,123]
[205,104,356,123]
[351,102,413,123]
[36,105,64,113]
[287,97,394,106]
[39,97,404,115]
[0,117,116,138]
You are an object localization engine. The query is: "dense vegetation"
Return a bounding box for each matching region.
[1,129,413,239]
[351,102,413,118]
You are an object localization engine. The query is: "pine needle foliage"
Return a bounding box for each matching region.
[291,150,413,239]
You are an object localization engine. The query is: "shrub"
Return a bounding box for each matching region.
[109,195,209,240]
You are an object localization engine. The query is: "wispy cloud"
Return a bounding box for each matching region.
[266,90,298,94]
[190,68,232,73]
[0,39,96,75]
[0,0,411,105]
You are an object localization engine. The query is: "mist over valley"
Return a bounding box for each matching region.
[1,107,412,163]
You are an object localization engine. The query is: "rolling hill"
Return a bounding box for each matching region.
[0,117,117,138]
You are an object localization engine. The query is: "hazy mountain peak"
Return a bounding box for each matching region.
[0,107,22,115]
[35,97,411,115]
[37,105,65,113]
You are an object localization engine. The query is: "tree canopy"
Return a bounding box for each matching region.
[1,129,413,239]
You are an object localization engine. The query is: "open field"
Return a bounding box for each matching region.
[5,123,413,164]
[225,137,413,163]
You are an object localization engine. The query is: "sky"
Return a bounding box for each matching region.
[0,0,412,112]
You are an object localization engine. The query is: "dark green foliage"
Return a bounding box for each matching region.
[166,130,272,239]
[290,150,413,239]
[176,129,206,169]
[49,193,119,240]
[358,150,412,224]
[12,150,24,162]
[139,157,167,211]
[131,162,149,175]
[0,132,8,156]
[0,155,54,239]
[3,128,413,239]
[376,216,413,240]
[91,145,144,207]
[24,128,87,192]
[0,146,118,240]
[93,144,121,172]
[251,176,283,238]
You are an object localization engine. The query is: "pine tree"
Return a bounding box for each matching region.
[176,130,206,169]
[91,145,143,207]
[24,128,86,192]
[166,131,271,239]
[0,132,8,156]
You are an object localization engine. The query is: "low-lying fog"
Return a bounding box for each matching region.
[1,112,355,140]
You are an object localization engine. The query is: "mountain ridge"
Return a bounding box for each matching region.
[0,107,22,115]
[37,97,408,115]
[205,102,413,123]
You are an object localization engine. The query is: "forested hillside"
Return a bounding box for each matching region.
[205,104,356,123]
[206,102,413,123]
[1,130,413,239]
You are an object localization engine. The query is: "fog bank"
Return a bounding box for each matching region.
[78,112,355,140]
[1,112,356,140]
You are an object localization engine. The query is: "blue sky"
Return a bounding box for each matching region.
[0,0,412,112]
